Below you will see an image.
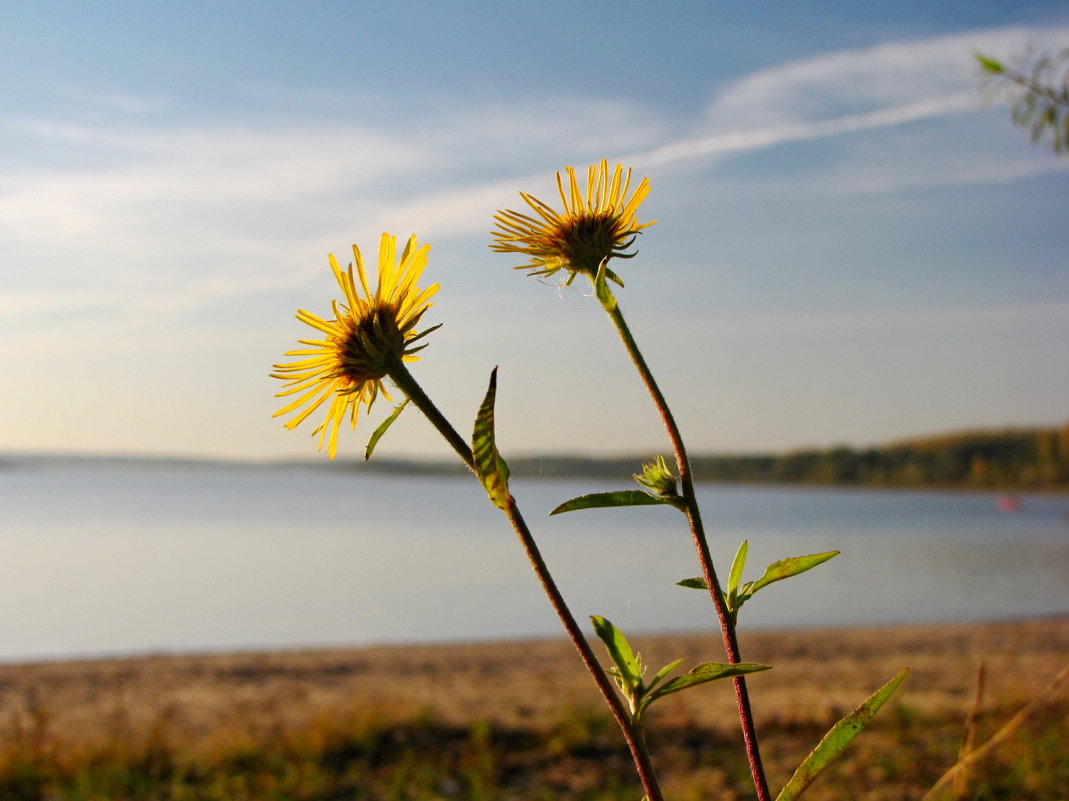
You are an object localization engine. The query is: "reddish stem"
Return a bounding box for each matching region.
[602,300,772,801]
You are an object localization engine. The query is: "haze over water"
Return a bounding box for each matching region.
[2,458,1066,662]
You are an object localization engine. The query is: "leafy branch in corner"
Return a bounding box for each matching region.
[976,48,1069,154]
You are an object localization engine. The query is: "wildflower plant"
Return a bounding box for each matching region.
[491,160,653,286]
[272,234,440,458]
[272,164,908,801]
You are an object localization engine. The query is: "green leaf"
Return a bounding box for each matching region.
[593,260,617,310]
[726,540,749,611]
[364,399,409,461]
[776,669,908,801]
[550,490,669,516]
[639,662,771,716]
[472,368,511,509]
[746,551,840,596]
[682,551,840,618]
[973,53,1005,74]
[590,615,643,690]
[646,659,683,695]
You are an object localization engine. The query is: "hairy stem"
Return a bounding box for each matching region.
[387,359,665,801]
[500,495,664,801]
[600,295,772,801]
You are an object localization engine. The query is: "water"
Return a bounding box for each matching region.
[1,458,1067,662]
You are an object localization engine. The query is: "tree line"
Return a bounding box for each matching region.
[478,424,1069,491]
[686,424,1069,490]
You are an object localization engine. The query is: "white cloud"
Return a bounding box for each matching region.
[681,300,1069,338]
[819,144,1069,195]
[2,20,1066,344]
[411,97,667,167]
[0,290,112,316]
[632,92,979,169]
[0,121,427,233]
[2,18,1067,461]
[615,22,1069,190]
[701,24,1069,129]
[54,85,175,115]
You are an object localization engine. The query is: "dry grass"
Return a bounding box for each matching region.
[0,617,1065,800]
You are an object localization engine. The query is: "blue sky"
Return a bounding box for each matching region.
[2,1,1067,461]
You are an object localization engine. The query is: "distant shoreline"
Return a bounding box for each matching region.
[6,421,1069,494]
[4,613,1066,668]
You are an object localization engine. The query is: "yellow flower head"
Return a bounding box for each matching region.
[272,233,439,458]
[490,159,654,286]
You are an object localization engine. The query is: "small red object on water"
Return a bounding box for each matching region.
[997,495,1020,512]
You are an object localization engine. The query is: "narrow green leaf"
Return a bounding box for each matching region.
[593,260,617,310]
[403,322,441,348]
[776,669,908,801]
[677,577,708,590]
[973,53,1005,74]
[472,368,510,509]
[646,658,683,695]
[364,399,409,461]
[726,540,749,610]
[550,490,669,516]
[590,616,643,689]
[748,551,840,595]
[640,662,771,716]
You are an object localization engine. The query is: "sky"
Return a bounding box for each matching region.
[2,0,1068,462]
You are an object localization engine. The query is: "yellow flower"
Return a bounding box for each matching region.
[272,233,439,459]
[490,159,654,285]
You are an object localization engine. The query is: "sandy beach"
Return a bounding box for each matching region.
[2,617,1065,758]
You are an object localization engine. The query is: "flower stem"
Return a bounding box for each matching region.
[387,359,665,801]
[598,295,772,801]
[386,359,473,468]
[499,494,664,801]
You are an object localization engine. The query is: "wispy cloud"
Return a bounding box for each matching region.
[632,93,979,168]
[0,290,113,317]
[1,21,1064,326]
[678,300,1069,339]
[700,24,1069,129]
[629,23,1069,170]
[3,16,1066,460]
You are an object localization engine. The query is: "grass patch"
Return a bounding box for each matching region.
[0,695,1065,800]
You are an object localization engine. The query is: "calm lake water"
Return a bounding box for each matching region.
[2,458,1067,662]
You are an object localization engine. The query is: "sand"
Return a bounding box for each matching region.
[1,616,1065,757]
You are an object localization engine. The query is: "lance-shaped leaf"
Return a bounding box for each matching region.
[726,539,749,612]
[645,658,684,696]
[679,550,840,622]
[593,259,617,310]
[638,661,771,718]
[975,53,1005,74]
[472,368,511,509]
[590,616,643,695]
[677,576,709,590]
[551,490,670,516]
[745,551,840,596]
[776,668,908,801]
[364,399,409,461]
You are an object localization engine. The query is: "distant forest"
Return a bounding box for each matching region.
[386,424,1069,491]
[687,424,1069,490]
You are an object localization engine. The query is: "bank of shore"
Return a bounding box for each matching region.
[2,617,1065,752]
